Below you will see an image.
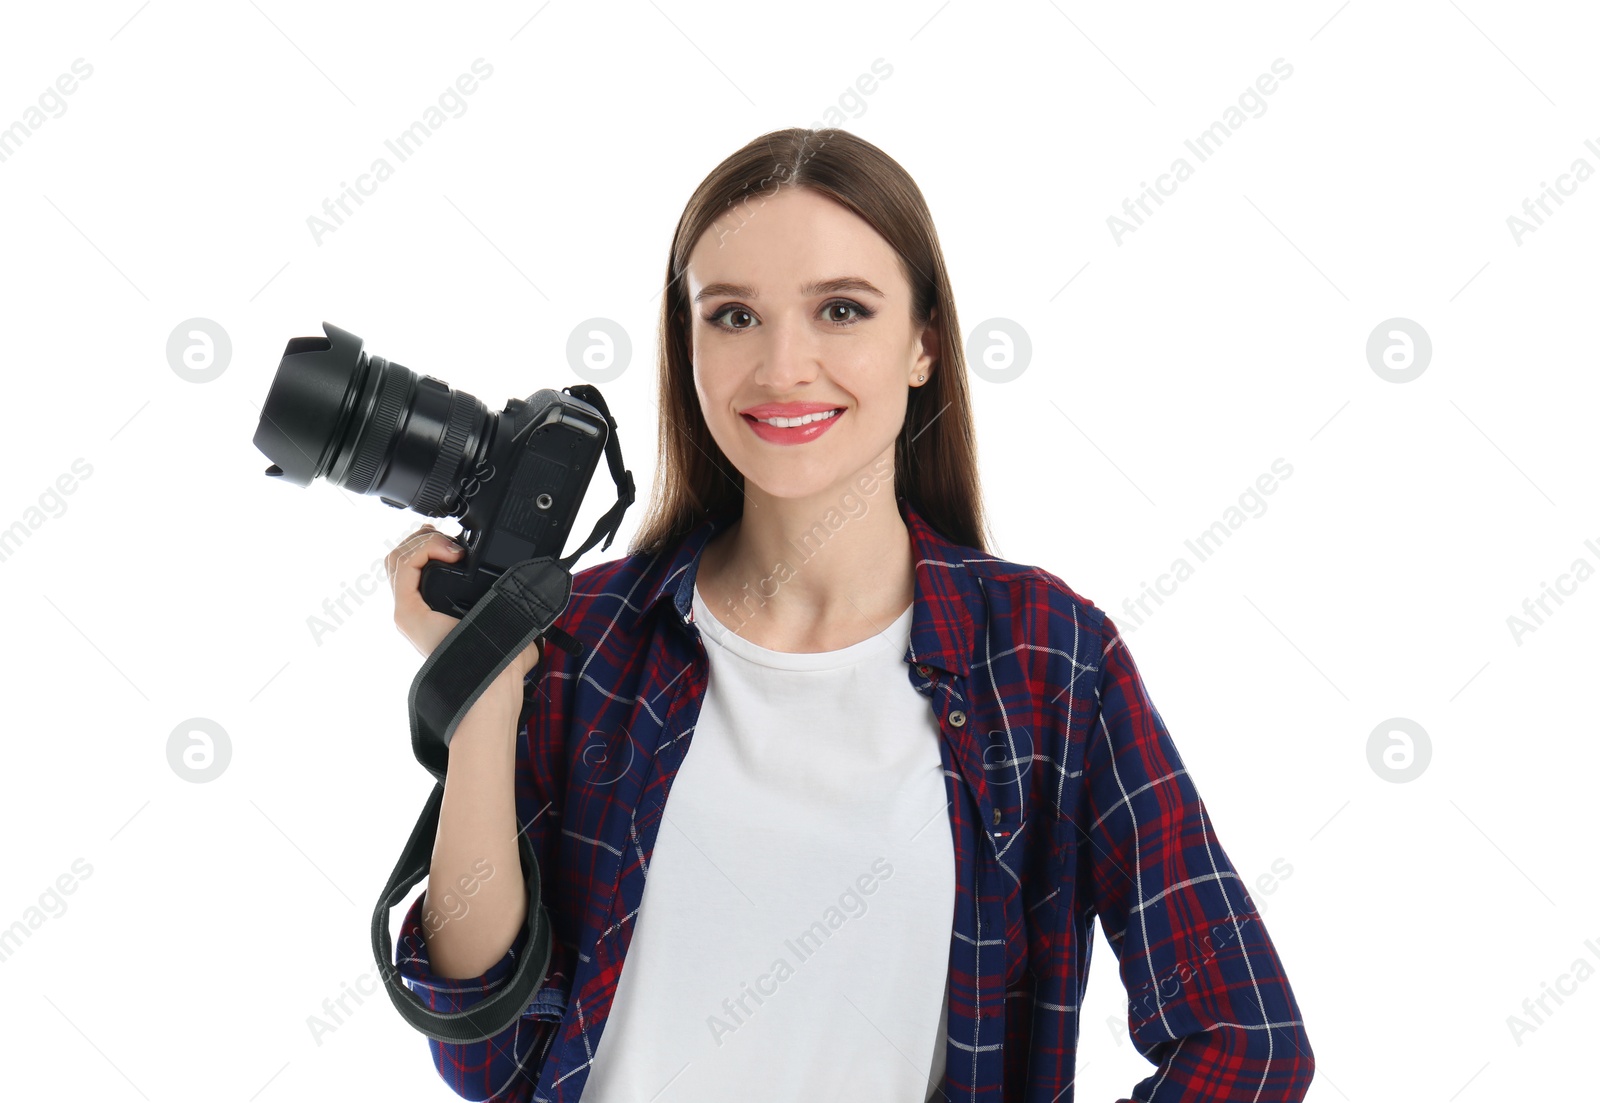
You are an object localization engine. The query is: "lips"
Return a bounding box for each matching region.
[742,407,844,427]
[742,406,846,445]
[739,402,847,419]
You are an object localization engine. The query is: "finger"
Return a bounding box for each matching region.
[388,530,464,601]
[385,525,437,575]
[398,529,459,563]
[380,534,425,585]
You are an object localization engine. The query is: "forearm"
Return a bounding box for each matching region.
[421,666,528,979]
[1086,618,1315,1099]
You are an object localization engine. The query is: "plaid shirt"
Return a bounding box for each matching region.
[396,493,1315,1101]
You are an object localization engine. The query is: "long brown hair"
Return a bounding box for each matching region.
[628,127,992,558]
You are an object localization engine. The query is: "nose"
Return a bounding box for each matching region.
[751,312,819,389]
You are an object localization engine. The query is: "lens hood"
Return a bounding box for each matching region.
[253,321,369,487]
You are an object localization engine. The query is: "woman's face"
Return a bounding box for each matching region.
[682,186,937,504]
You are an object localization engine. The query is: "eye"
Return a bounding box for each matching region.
[703,298,876,332]
[706,305,756,330]
[822,299,873,326]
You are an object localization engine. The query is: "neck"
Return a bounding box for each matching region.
[698,479,914,647]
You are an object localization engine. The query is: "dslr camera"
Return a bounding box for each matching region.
[252,321,634,621]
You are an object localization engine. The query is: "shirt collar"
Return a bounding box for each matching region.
[637,493,981,677]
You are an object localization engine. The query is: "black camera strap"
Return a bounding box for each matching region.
[370,556,568,1043]
[554,384,635,575]
[369,383,636,1044]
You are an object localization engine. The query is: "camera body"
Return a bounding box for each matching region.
[253,322,621,618]
[410,387,606,617]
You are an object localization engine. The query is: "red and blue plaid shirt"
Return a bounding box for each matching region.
[396,493,1315,1101]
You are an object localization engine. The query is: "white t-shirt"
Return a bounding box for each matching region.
[577,583,955,1102]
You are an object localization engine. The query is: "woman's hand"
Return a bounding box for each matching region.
[385,523,542,679]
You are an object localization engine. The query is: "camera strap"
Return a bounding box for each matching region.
[553,384,635,576]
[371,555,572,1043]
[369,381,636,1045]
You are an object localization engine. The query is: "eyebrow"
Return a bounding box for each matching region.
[692,276,886,304]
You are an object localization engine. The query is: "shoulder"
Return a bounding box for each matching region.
[549,531,700,648]
[965,548,1111,633]
[957,548,1121,672]
[526,548,670,691]
[560,548,666,630]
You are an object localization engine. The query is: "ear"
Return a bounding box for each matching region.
[915,307,940,381]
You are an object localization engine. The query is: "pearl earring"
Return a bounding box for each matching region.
[917,374,925,383]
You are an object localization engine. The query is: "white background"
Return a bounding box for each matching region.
[0,1,1595,1099]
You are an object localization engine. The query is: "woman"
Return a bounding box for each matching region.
[387,127,1314,1102]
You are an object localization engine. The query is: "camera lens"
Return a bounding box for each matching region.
[253,322,491,517]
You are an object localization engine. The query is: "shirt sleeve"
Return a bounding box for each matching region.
[395,885,565,1101]
[1074,613,1315,1101]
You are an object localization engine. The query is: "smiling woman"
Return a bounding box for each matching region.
[394,127,1315,1103]
[637,131,984,561]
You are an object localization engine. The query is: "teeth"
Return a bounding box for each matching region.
[754,409,841,428]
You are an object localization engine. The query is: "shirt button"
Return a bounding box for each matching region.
[915,664,931,677]
[949,710,966,727]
